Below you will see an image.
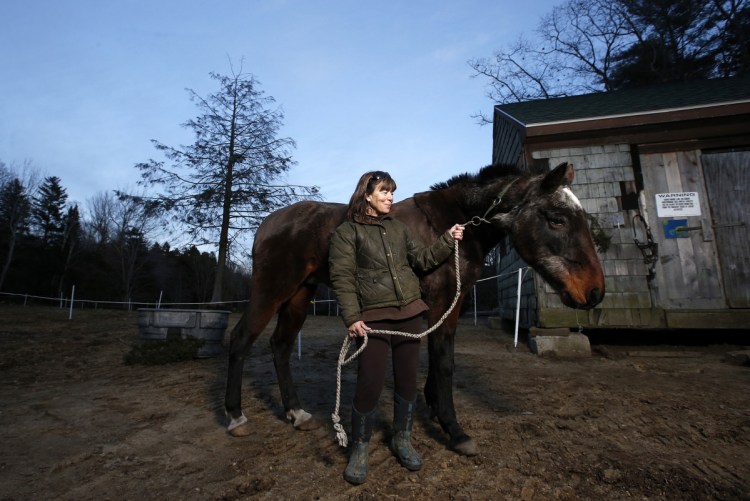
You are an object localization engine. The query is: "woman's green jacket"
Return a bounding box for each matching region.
[328,216,454,327]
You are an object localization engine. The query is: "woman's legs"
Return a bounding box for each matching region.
[352,335,390,412]
[390,315,424,400]
[346,316,425,483]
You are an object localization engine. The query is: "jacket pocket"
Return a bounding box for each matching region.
[356,268,389,306]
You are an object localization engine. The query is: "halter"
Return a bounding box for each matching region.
[464,177,521,227]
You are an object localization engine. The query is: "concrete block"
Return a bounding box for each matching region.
[529,330,591,357]
[725,350,750,366]
[530,327,571,337]
[137,308,231,358]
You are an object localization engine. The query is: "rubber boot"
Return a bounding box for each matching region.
[389,393,423,471]
[343,406,375,485]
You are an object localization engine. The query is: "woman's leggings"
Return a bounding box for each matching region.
[353,315,424,413]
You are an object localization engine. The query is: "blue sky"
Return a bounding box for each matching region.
[1,0,558,211]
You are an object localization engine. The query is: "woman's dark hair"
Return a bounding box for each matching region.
[346,170,397,223]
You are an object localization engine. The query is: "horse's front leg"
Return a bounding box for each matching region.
[425,323,478,456]
[270,284,321,431]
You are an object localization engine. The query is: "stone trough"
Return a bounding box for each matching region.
[137,308,231,358]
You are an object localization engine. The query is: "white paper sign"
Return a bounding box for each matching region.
[655,192,701,217]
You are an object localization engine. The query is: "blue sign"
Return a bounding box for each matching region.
[663,219,689,239]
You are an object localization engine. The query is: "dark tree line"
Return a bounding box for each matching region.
[0,162,250,308]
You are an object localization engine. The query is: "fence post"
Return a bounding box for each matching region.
[514,268,523,348]
[473,284,477,326]
[69,285,76,320]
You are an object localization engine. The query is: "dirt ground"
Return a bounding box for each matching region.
[0,304,748,501]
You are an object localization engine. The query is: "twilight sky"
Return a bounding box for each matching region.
[1,0,558,212]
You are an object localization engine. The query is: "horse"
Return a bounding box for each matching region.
[224,161,605,456]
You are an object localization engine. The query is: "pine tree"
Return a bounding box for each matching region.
[134,65,319,302]
[0,177,31,289]
[32,176,68,246]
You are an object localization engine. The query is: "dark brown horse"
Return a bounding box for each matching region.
[225,162,605,456]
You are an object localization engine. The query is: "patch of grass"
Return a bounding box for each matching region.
[124,337,205,365]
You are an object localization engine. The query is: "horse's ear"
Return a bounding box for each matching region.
[541,162,574,192]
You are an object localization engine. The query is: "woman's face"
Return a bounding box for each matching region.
[366,182,394,216]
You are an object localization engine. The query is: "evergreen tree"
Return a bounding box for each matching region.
[57,204,82,292]
[32,176,68,246]
[134,64,319,302]
[0,177,31,290]
[609,0,719,88]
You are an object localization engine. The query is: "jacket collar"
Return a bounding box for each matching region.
[361,213,392,225]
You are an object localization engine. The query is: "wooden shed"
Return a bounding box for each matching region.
[492,75,750,329]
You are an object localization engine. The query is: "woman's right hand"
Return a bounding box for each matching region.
[348,320,371,338]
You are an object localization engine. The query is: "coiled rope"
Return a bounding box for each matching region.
[331,236,464,447]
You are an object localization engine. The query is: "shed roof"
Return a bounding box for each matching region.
[495,75,750,126]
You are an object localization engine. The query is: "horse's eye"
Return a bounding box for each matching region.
[546,214,566,229]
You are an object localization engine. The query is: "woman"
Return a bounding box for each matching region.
[329,170,464,484]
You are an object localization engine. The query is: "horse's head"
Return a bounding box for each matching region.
[492,162,605,309]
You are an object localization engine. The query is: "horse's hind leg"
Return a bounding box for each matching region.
[225,297,279,436]
[270,283,321,430]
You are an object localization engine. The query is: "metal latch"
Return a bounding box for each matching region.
[675,226,702,234]
[713,222,746,228]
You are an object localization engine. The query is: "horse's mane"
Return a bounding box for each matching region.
[430,163,525,190]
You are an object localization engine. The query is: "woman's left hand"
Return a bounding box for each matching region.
[449,224,465,241]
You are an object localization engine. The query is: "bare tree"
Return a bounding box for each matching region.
[85,191,115,246]
[81,189,161,301]
[469,0,750,118]
[108,191,162,302]
[469,0,631,119]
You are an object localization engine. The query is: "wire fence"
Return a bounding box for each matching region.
[0,290,249,311]
[1,265,529,344]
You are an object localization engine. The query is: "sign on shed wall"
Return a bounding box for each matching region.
[655,192,701,217]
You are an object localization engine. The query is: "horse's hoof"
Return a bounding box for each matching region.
[451,437,478,456]
[227,421,253,437]
[295,416,323,431]
[227,413,251,437]
[286,408,321,431]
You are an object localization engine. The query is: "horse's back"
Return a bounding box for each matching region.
[254,201,346,244]
[252,201,347,288]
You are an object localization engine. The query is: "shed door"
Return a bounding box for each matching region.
[702,152,750,308]
[639,151,725,310]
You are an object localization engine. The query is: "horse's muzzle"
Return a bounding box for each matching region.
[562,286,604,310]
[586,287,604,308]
